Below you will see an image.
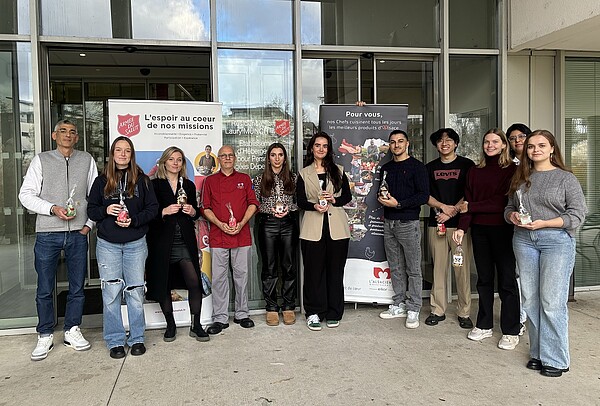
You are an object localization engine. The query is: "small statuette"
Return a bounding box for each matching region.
[318,179,328,208]
[452,245,464,267]
[274,183,285,214]
[516,190,532,225]
[176,177,188,205]
[226,202,237,228]
[117,185,129,222]
[65,184,77,217]
[379,171,390,200]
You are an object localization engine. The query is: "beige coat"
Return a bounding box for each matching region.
[299,164,351,241]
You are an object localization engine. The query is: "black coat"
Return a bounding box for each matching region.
[145,177,201,302]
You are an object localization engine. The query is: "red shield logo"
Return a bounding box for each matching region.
[275,120,290,137]
[117,114,141,137]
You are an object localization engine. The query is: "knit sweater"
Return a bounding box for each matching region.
[504,169,587,237]
[380,156,429,221]
[457,155,516,231]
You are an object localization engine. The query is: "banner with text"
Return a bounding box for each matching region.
[319,104,408,304]
[108,99,223,325]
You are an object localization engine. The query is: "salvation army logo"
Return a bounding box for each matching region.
[373,267,391,279]
[275,120,290,137]
[117,114,141,137]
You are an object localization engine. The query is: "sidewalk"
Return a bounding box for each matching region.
[0,291,599,406]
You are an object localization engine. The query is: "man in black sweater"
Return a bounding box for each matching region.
[377,130,429,329]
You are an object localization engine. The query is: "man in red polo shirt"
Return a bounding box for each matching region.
[201,145,259,334]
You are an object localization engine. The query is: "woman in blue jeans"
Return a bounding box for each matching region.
[88,136,158,359]
[505,130,586,377]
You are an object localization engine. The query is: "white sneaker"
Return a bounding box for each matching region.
[467,327,493,341]
[64,326,91,351]
[519,323,526,336]
[379,303,407,319]
[405,311,420,329]
[306,314,322,331]
[31,334,54,361]
[498,334,520,350]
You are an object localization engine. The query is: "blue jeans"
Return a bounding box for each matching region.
[97,237,147,349]
[34,231,88,335]
[384,219,422,312]
[513,228,575,369]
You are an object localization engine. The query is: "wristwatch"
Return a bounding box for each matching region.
[50,205,56,215]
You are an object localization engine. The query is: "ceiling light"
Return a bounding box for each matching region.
[79,53,86,57]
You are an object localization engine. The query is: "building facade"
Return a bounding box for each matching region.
[0,0,599,332]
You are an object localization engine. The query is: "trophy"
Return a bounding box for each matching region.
[379,171,390,200]
[176,177,188,205]
[516,190,532,225]
[318,179,328,208]
[452,245,464,267]
[226,202,237,228]
[65,184,77,217]
[274,183,285,214]
[117,188,129,222]
[434,208,446,236]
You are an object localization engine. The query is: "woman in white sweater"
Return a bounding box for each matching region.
[505,130,587,378]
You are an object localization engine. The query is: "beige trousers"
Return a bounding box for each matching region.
[427,226,472,318]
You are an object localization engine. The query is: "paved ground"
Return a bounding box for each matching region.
[0,291,599,406]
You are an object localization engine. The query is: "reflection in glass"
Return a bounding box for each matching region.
[132,0,210,41]
[41,0,112,37]
[449,56,498,163]
[449,0,497,49]
[301,59,358,146]
[218,49,294,308]
[301,0,438,47]
[0,0,29,34]
[217,0,293,44]
[0,43,37,328]
[565,58,600,286]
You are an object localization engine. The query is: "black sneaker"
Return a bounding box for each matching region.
[163,325,176,342]
[425,313,446,326]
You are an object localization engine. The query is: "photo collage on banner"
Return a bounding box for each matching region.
[108,99,222,326]
[319,104,408,304]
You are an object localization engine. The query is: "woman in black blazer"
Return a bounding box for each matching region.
[146,146,208,343]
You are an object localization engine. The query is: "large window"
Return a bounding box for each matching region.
[449,56,498,163]
[0,0,29,34]
[41,0,210,40]
[565,58,600,287]
[218,49,295,308]
[449,0,497,49]
[301,0,439,47]
[0,42,36,329]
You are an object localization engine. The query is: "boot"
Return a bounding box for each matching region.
[189,313,210,342]
[163,312,176,342]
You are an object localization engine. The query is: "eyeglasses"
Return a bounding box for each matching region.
[57,128,78,136]
[508,134,527,142]
[218,154,235,159]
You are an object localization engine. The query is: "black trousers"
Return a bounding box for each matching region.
[471,224,520,335]
[301,218,349,321]
[256,213,298,311]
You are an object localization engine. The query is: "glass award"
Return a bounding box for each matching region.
[65,184,77,217]
[176,176,188,205]
[379,171,390,200]
[516,190,532,225]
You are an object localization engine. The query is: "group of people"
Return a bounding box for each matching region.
[376,124,586,378]
[19,119,586,378]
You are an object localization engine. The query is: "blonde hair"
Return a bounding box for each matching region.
[477,128,512,169]
[155,146,188,180]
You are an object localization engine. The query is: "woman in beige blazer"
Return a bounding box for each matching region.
[297,132,351,331]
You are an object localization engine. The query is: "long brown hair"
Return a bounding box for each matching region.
[156,146,188,180]
[509,129,570,195]
[103,136,145,197]
[305,132,342,192]
[477,128,512,169]
[260,143,295,197]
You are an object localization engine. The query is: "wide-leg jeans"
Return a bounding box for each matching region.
[513,228,575,370]
[97,236,147,349]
